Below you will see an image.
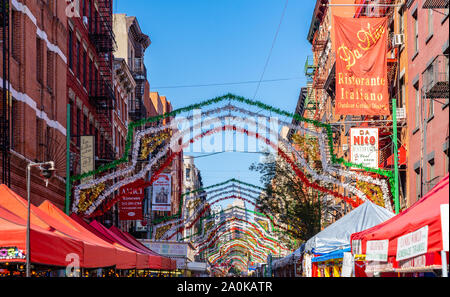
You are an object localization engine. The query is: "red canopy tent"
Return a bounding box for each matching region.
[109,226,176,271]
[0,185,117,268]
[70,214,137,270]
[0,205,84,267]
[89,220,152,270]
[351,174,449,275]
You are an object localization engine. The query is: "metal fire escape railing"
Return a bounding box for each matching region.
[88,0,116,163]
[423,54,449,99]
[0,0,10,186]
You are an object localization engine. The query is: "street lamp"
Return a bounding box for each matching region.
[26,161,56,277]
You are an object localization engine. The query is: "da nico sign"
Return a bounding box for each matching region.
[350,128,379,169]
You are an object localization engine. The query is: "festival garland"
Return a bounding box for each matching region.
[70,93,393,182]
[71,102,395,224]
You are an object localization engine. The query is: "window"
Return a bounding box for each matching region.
[399,76,405,108]
[68,29,73,70]
[413,10,419,54]
[398,7,404,35]
[83,51,87,86]
[76,40,81,79]
[415,167,421,201]
[11,10,20,60]
[414,83,421,128]
[47,51,54,92]
[36,37,44,84]
[427,9,433,38]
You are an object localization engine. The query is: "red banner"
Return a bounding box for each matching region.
[119,179,146,221]
[334,16,389,116]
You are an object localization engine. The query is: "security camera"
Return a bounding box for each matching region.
[39,162,56,186]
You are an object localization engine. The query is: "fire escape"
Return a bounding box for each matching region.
[129,57,147,122]
[88,0,116,164]
[0,0,10,186]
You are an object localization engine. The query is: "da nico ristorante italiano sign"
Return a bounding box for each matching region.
[334,16,389,116]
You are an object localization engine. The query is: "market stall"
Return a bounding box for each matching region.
[272,244,304,277]
[351,174,449,277]
[303,201,395,277]
[0,184,118,269]
[109,226,176,271]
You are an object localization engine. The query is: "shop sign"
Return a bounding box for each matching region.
[441,204,449,252]
[397,254,427,270]
[350,128,379,169]
[366,240,389,262]
[152,174,172,212]
[119,179,146,221]
[0,247,25,260]
[396,226,429,261]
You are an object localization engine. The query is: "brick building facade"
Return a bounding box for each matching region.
[406,0,449,206]
[1,0,68,209]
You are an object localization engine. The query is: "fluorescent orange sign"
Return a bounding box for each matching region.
[334,16,389,116]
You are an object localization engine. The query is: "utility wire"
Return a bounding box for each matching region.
[252,0,289,100]
[152,77,301,90]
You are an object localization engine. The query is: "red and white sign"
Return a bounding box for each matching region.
[350,128,379,169]
[152,174,172,212]
[396,226,429,261]
[119,179,146,221]
[366,240,389,262]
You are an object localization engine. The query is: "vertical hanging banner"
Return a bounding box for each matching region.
[119,179,146,221]
[152,173,172,212]
[80,136,95,183]
[334,16,389,116]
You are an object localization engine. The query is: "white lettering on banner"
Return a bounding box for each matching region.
[396,226,429,261]
[366,240,389,261]
[441,204,449,252]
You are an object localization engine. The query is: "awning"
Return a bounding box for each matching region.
[109,226,174,270]
[112,227,177,271]
[70,214,137,270]
[351,174,449,271]
[0,185,116,268]
[89,220,150,270]
[0,205,84,267]
[305,201,395,255]
[38,201,118,268]
[311,248,351,263]
[187,262,208,272]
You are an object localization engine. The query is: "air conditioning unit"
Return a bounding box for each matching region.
[393,34,405,47]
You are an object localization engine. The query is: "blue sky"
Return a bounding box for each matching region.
[115,0,316,189]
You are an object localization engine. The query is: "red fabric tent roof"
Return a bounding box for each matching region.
[112,227,177,270]
[0,202,84,267]
[0,185,116,268]
[109,226,176,270]
[38,201,119,268]
[351,174,449,265]
[89,220,151,270]
[70,214,137,270]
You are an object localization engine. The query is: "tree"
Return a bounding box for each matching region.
[249,152,322,245]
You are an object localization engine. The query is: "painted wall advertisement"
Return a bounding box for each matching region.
[119,179,146,221]
[152,174,172,212]
[350,128,379,169]
[334,16,389,116]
